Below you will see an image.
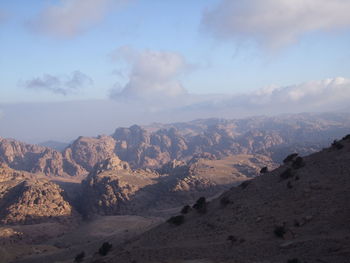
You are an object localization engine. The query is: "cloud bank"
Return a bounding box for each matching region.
[110,46,188,100]
[24,71,93,96]
[202,0,350,48]
[29,0,128,38]
[186,77,350,114]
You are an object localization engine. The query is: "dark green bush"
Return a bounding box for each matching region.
[332,140,344,150]
[239,180,251,189]
[220,196,232,206]
[167,215,185,226]
[292,157,305,169]
[283,153,298,164]
[274,225,286,238]
[181,205,191,214]
[260,166,268,174]
[280,168,293,180]
[193,197,207,213]
[342,134,350,141]
[74,251,85,262]
[98,242,112,256]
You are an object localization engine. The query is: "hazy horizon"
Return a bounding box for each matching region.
[1,0,350,142]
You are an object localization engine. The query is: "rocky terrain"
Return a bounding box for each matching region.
[81,154,275,217]
[0,164,77,225]
[1,113,350,178]
[89,134,350,263]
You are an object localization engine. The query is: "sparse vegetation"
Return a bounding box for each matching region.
[283,153,298,164]
[74,251,85,262]
[332,140,344,150]
[193,197,207,213]
[181,205,191,214]
[292,156,305,169]
[274,225,286,238]
[280,168,293,180]
[239,180,251,189]
[227,235,237,244]
[260,166,268,174]
[167,215,185,225]
[342,134,350,141]
[220,196,232,206]
[98,242,112,256]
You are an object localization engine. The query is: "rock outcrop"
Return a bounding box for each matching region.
[0,164,77,225]
[81,154,274,216]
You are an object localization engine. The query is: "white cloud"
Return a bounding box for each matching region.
[202,0,350,49]
[24,71,93,96]
[187,77,350,114]
[29,0,128,38]
[110,46,188,99]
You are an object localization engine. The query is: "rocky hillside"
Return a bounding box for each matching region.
[98,134,350,263]
[81,154,275,217]
[0,164,77,225]
[1,113,350,178]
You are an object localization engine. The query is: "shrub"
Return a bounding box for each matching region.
[220,196,232,206]
[181,205,191,214]
[280,168,293,180]
[274,225,286,238]
[283,153,298,164]
[292,157,305,169]
[193,197,207,213]
[287,181,293,189]
[332,140,344,150]
[239,180,251,189]
[98,242,112,256]
[74,252,85,262]
[260,166,268,174]
[287,259,301,263]
[342,134,350,141]
[227,235,237,244]
[167,215,185,226]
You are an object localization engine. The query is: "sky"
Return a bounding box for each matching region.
[1,0,350,143]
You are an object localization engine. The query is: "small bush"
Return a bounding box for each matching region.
[181,205,191,214]
[260,166,268,174]
[280,168,293,180]
[332,140,344,150]
[167,215,185,226]
[287,181,293,189]
[227,235,237,244]
[342,134,350,141]
[292,157,305,169]
[274,225,286,238]
[193,197,207,213]
[98,242,112,256]
[287,259,301,263]
[220,196,232,206]
[283,153,298,164]
[239,180,251,189]
[74,251,85,262]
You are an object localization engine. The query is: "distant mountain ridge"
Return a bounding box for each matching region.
[0,112,350,178]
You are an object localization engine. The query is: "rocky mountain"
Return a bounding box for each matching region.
[98,134,350,263]
[81,154,275,217]
[0,164,77,225]
[1,113,350,178]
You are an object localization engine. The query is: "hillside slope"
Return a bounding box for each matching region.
[99,135,350,263]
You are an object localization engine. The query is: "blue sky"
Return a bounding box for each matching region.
[1,0,350,142]
[1,0,350,103]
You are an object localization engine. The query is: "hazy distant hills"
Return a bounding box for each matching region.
[1,112,350,178]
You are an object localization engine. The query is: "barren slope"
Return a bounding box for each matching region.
[100,135,350,263]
